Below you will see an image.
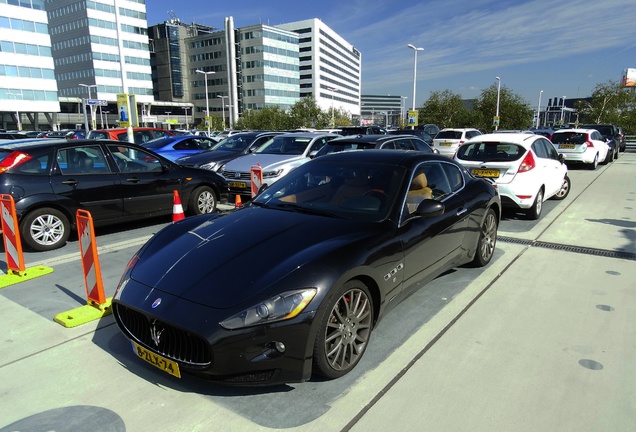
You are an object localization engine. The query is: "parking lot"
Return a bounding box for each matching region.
[1,154,635,432]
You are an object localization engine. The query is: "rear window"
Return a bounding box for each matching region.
[87,131,110,140]
[436,130,462,140]
[551,132,587,145]
[583,125,613,136]
[317,142,378,156]
[456,141,525,162]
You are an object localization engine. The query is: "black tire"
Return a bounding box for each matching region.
[552,175,570,200]
[471,208,497,267]
[313,280,374,379]
[588,154,598,170]
[20,207,70,251]
[527,189,544,220]
[188,186,217,215]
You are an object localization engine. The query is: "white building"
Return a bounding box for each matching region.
[0,0,59,130]
[277,18,361,119]
[45,0,154,105]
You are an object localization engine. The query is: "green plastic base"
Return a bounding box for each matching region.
[0,266,54,289]
[54,297,113,328]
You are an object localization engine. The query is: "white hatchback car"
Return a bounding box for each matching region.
[550,129,610,170]
[454,133,570,219]
[432,128,482,157]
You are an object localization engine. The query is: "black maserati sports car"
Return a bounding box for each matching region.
[113,150,501,385]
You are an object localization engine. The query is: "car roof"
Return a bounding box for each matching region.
[318,148,452,167]
[274,132,338,139]
[553,128,597,134]
[467,133,539,145]
[328,134,413,144]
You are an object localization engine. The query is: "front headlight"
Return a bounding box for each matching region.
[220,288,316,330]
[200,161,218,171]
[262,169,283,179]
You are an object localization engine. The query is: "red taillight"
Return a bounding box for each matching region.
[0,151,32,173]
[518,151,535,172]
[586,140,594,148]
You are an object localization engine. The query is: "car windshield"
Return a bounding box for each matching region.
[254,159,405,222]
[456,141,525,162]
[551,132,587,144]
[212,135,256,152]
[257,137,311,155]
[436,131,462,139]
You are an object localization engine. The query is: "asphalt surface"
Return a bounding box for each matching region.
[0,153,634,432]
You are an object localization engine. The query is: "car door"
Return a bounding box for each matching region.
[398,161,469,296]
[50,144,124,222]
[537,138,566,197]
[106,144,182,217]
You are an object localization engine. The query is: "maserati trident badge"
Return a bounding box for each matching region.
[150,319,164,347]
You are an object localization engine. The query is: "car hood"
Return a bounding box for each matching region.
[223,154,307,172]
[176,150,241,166]
[129,207,377,309]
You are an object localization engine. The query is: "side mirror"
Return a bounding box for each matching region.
[558,154,565,164]
[415,199,445,218]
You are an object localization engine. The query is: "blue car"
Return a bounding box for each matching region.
[141,135,218,161]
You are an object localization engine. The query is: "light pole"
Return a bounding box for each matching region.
[7,93,21,131]
[165,111,171,130]
[407,44,424,129]
[536,90,543,129]
[560,96,567,125]
[79,83,98,131]
[103,110,110,129]
[226,105,233,129]
[196,69,215,136]
[495,77,501,131]
[401,96,408,126]
[326,87,339,127]
[217,95,228,129]
[183,107,190,130]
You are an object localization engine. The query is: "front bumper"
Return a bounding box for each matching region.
[113,279,317,385]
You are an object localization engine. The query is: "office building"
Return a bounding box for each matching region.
[0,0,59,130]
[361,95,405,127]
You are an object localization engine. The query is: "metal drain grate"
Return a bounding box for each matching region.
[498,236,636,261]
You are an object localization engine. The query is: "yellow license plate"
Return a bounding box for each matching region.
[440,141,453,146]
[133,341,181,378]
[229,181,247,188]
[559,144,575,149]
[471,168,500,178]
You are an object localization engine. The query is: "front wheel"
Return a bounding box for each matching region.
[313,280,374,380]
[20,207,70,251]
[552,175,570,200]
[471,208,497,267]
[188,186,217,215]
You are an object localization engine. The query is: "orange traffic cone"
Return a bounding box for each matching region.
[173,190,185,222]
[234,194,243,208]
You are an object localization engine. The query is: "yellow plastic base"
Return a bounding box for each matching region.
[0,266,54,289]
[54,297,113,328]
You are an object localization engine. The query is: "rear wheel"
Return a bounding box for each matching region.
[471,208,497,267]
[588,154,598,170]
[552,175,570,200]
[20,207,70,251]
[527,189,544,220]
[188,186,217,215]
[313,280,373,379]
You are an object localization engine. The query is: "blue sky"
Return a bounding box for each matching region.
[146,0,636,107]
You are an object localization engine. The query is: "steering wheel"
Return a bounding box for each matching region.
[117,159,128,171]
[364,189,389,202]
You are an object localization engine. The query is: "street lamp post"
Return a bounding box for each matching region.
[536,90,543,129]
[560,96,567,125]
[7,93,21,131]
[217,95,228,130]
[495,77,501,131]
[326,87,339,127]
[401,96,408,126]
[103,111,110,129]
[79,83,98,131]
[407,44,424,129]
[165,111,171,130]
[195,69,215,136]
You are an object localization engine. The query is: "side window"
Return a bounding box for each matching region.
[107,144,163,173]
[532,141,549,159]
[542,139,559,160]
[57,146,110,174]
[15,153,50,175]
[441,163,464,192]
[396,139,415,150]
[380,141,397,149]
[133,131,155,144]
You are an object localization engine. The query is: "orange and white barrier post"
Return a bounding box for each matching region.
[76,209,107,309]
[172,190,185,222]
[250,163,263,198]
[0,194,26,276]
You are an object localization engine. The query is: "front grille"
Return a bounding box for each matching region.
[216,370,276,383]
[114,303,212,366]
[221,170,250,180]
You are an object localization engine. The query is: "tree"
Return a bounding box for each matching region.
[419,90,467,128]
[574,80,636,131]
[473,84,534,131]
[234,105,291,130]
[288,97,329,129]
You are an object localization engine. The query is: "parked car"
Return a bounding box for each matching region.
[388,129,434,145]
[339,125,387,136]
[87,127,174,144]
[529,128,555,140]
[416,123,441,137]
[112,150,500,385]
[314,134,434,157]
[580,124,622,159]
[176,131,283,172]
[0,138,229,251]
[141,135,218,161]
[0,132,29,140]
[432,128,482,157]
[454,133,569,220]
[551,128,610,170]
[616,125,626,152]
[220,133,338,199]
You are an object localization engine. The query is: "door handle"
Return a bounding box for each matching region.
[126,177,141,183]
[62,180,78,185]
[457,207,468,216]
